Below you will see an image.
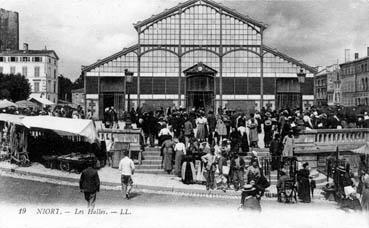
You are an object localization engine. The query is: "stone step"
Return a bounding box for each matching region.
[142,156,162,161]
[141,160,162,165]
[136,164,162,170]
[144,147,161,152]
[143,151,161,156]
[135,169,167,174]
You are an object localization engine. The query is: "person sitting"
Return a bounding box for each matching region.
[321,182,337,201]
[340,186,362,212]
[245,158,261,185]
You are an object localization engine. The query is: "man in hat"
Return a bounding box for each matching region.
[79,163,100,209]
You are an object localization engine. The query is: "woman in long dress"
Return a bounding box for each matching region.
[297,162,311,203]
[174,137,186,177]
[282,131,294,157]
[216,116,227,143]
[182,142,196,184]
[162,138,175,174]
[247,114,259,148]
[196,114,208,142]
[361,174,369,211]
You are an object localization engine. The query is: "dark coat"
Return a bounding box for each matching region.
[79,167,100,193]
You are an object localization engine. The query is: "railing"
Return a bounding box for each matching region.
[294,128,369,154]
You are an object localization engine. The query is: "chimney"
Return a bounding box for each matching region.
[23,43,28,51]
[345,49,350,62]
[355,52,359,60]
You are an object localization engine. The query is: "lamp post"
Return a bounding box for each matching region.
[297,69,306,114]
[125,69,134,129]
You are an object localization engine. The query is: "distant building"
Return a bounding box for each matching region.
[0,8,19,51]
[72,88,85,109]
[314,69,328,107]
[0,43,59,103]
[326,64,339,106]
[340,50,369,107]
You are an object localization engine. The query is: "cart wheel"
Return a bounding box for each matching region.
[60,162,70,171]
[19,155,29,166]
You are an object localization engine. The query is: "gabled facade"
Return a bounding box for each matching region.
[82,0,317,119]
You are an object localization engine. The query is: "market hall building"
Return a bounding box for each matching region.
[82,0,317,120]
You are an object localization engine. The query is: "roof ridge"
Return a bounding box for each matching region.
[134,0,267,30]
[82,44,139,72]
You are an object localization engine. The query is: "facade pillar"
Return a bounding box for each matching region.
[178,8,182,107]
[259,28,264,109]
[219,9,223,109]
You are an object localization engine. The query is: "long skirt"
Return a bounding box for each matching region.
[163,150,173,172]
[195,160,206,182]
[174,151,184,177]
[196,123,206,141]
[362,188,369,211]
[299,179,311,203]
[181,161,196,184]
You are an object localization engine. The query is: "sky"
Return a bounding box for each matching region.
[1,0,369,81]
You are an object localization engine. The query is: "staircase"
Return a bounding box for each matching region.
[136,147,166,174]
[136,147,328,187]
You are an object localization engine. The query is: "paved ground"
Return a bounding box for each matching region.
[0,175,368,228]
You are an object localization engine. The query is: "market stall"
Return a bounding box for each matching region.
[0,114,29,165]
[0,114,106,172]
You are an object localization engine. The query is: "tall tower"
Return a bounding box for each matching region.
[0,8,19,51]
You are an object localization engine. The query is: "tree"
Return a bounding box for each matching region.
[58,75,73,101]
[72,73,84,90]
[0,73,31,101]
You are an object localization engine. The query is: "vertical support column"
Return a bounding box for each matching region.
[219,10,223,110]
[83,71,87,114]
[178,8,182,107]
[98,69,101,120]
[179,57,182,106]
[137,27,141,108]
[123,73,127,111]
[259,28,264,110]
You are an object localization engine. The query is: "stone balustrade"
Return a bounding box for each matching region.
[294,128,369,154]
[293,128,368,169]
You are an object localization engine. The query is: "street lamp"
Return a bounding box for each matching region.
[297,69,306,114]
[125,69,134,129]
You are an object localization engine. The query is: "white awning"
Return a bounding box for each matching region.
[0,113,25,125]
[22,116,98,143]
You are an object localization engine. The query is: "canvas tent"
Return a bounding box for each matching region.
[28,97,55,106]
[0,113,26,125]
[351,142,369,155]
[0,99,18,109]
[16,100,39,110]
[21,116,98,143]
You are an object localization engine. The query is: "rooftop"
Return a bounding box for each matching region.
[340,56,369,67]
[0,49,59,60]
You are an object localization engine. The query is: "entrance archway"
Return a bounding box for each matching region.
[183,62,217,112]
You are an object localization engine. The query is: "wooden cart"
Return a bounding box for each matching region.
[57,153,97,173]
